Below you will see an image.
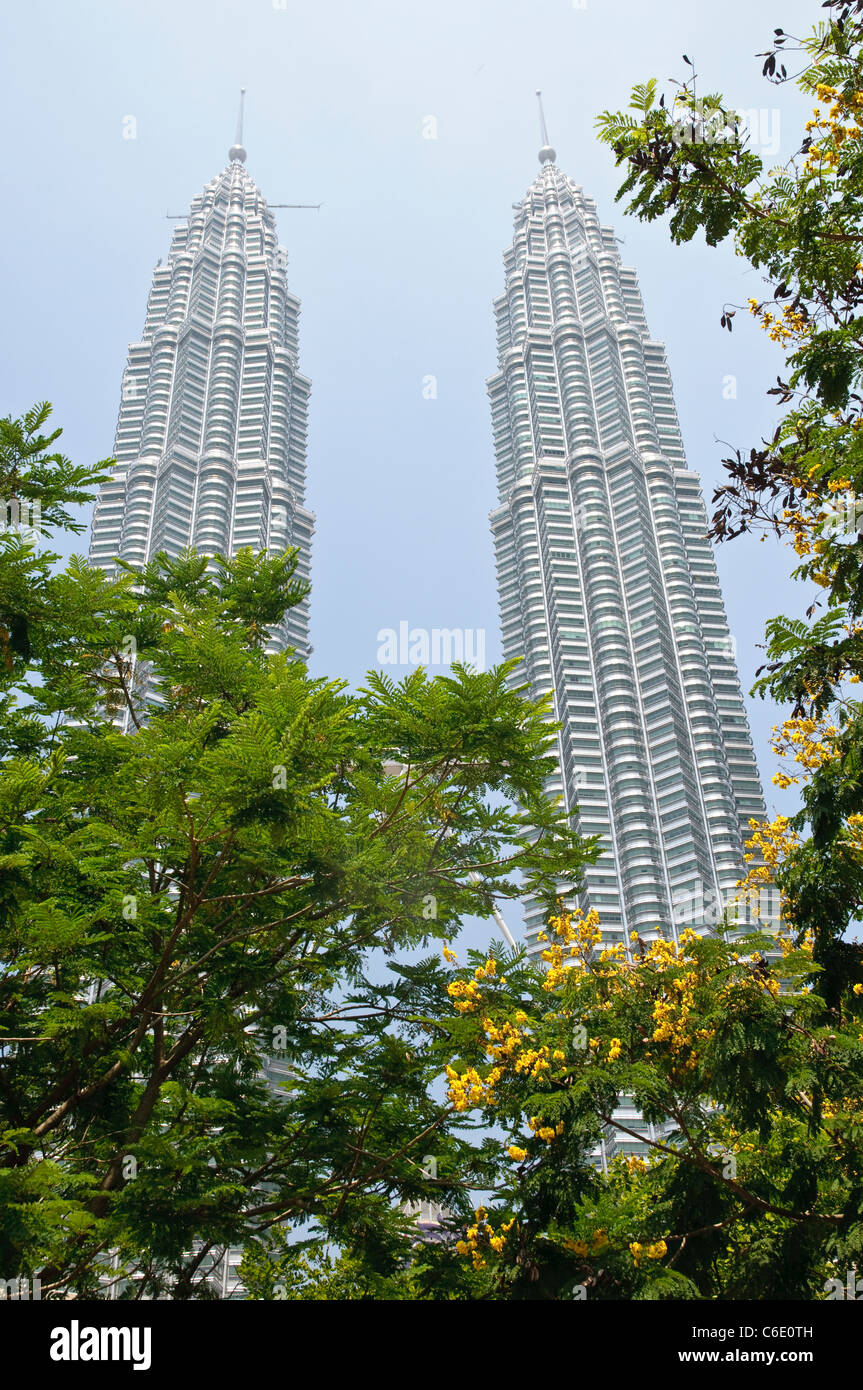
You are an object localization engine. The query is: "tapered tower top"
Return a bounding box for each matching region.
[535,90,556,165]
[228,88,247,163]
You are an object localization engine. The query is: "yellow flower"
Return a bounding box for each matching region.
[508,1145,528,1162]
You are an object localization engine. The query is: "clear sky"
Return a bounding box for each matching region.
[1,0,823,944]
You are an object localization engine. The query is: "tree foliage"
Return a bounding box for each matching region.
[0,406,592,1298]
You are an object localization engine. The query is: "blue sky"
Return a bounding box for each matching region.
[1,0,823,944]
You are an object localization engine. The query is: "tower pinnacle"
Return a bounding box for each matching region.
[535,89,556,165]
[228,88,247,163]
[91,117,315,669]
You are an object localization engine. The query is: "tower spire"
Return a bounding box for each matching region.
[535,90,556,165]
[229,88,247,164]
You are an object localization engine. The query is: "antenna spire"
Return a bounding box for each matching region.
[535,90,556,165]
[229,88,247,164]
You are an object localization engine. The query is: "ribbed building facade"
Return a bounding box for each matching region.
[89,134,313,666]
[83,118,318,1289]
[488,138,767,957]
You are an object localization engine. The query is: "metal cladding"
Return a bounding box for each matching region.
[90,150,314,666]
[487,155,767,953]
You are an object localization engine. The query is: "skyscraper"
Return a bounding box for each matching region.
[488,99,767,958]
[89,95,314,673]
[84,105,317,1281]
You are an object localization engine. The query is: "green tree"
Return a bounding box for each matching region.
[433,909,863,1300]
[0,406,592,1298]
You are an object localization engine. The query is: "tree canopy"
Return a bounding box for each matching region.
[0,405,591,1297]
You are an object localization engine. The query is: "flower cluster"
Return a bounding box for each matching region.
[742,815,798,878]
[537,906,602,989]
[565,1229,609,1257]
[481,1016,559,1081]
[446,955,503,1014]
[640,929,710,1066]
[844,813,863,859]
[479,1015,521,1057]
[528,1114,565,1144]
[770,716,838,788]
[514,1042,553,1078]
[505,1117,564,1162]
[447,901,795,1124]
[802,83,863,175]
[445,1063,504,1112]
[776,924,814,959]
[748,298,811,346]
[629,1239,667,1266]
[455,1207,514,1269]
[779,499,828,559]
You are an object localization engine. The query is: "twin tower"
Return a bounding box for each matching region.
[88,102,767,950]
